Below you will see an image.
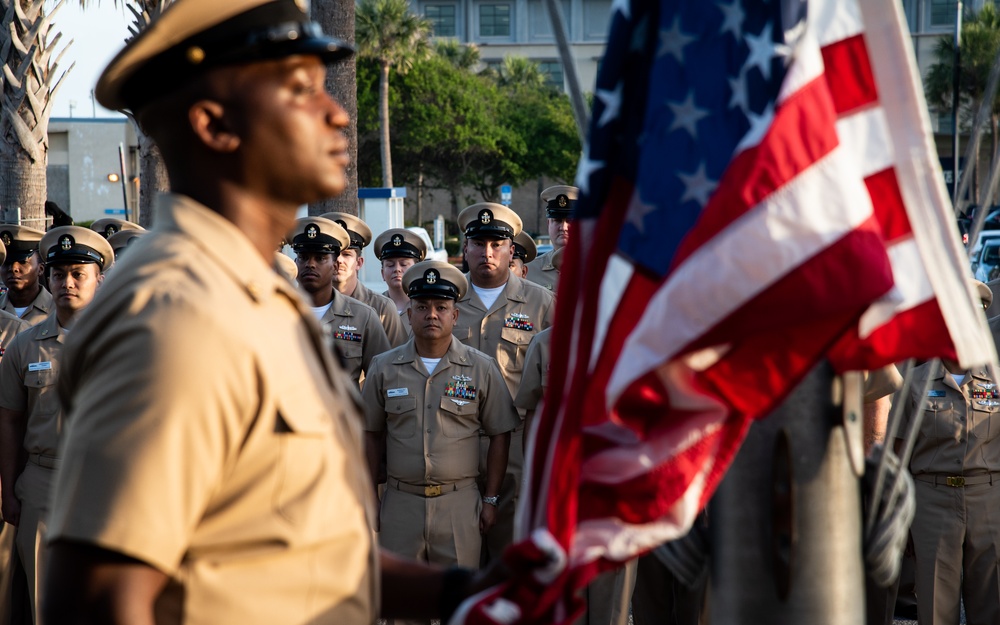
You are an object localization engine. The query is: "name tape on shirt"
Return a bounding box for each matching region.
[28,362,52,372]
[387,388,408,397]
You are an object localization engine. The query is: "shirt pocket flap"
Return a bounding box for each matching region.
[25,369,56,389]
[500,326,532,346]
[385,396,417,414]
[276,393,330,435]
[439,396,479,416]
[453,326,472,341]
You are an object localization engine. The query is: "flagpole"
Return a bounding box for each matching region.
[544,0,590,143]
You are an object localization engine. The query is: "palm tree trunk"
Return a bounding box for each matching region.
[0,151,48,227]
[136,126,168,228]
[310,0,360,215]
[379,61,393,188]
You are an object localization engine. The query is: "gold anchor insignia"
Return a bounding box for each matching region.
[426,270,438,284]
[480,210,492,224]
[60,235,73,250]
[106,225,118,236]
[306,224,318,239]
[558,195,568,207]
[1,233,10,246]
[392,235,402,246]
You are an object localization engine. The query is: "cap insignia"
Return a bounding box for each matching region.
[336,219,348,230]
[306,224,319,239]
[59,235,74,251]
[557,194,568,208]
[186,46,206,65]
[0,232,10,246]
[479,209,493,225]
[392,234,403,247]
[425,269,438,284]
[105,225,118,236]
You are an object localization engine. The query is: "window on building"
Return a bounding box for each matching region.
[536,60,565,89]
[929,0,959,28]
[480,4,511,37]
[425,5,457,37]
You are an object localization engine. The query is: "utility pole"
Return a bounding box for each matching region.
[952,1,963,207]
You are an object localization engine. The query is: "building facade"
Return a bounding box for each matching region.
[409,0,610,92]
[47,117,139,225]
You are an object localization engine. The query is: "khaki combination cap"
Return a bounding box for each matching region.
[541,185,577,219]
[287,217,350,255]
[402,261,467,301]
[0,225,45,264]
[458,203,522,240]
[96,0,354,112]
[320,212,372,250]
[374,228,427,261]
[107,230,148,258]
[512,231,537,264]
[549,245,565,270]
[275,252,298,280]
[975,280,993,308]
[40,226,115,272]
[91,218,145,240]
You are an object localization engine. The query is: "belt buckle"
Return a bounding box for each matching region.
[946,476,966,487]
[424,485,442,497]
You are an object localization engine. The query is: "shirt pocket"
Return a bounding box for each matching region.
[273,394,332,526]
[333,337,363,364]
[971,400,1000,441]
[438,396,481,439]
[452,325,472,344]
[25,369,59,417]
[385,396,418,439]
[925,398,960,440]
[499,327,532,374]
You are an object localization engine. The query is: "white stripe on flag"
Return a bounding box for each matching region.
[607,145,874,403]
[590,253,635,370]
[835,107,895,178]
[810,0,863,47]
[857,238,933,339]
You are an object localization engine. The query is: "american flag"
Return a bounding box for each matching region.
[451,0,995,623]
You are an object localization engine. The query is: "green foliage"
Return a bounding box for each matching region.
[434,40,481,70]
[356,0,432,73]
[356,49,580,200]
[925,2,1000,126]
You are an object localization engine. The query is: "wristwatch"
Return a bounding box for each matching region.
[482,495,499,506]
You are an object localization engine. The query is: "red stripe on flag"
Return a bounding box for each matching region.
[821,34,878,116]
[672,74,840,269]
[829,298,958,371]
[865,167,913,243]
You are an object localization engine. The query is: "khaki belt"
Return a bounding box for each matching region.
[915,473,999,487]
[28,453,59,469]
[388,477,476,497]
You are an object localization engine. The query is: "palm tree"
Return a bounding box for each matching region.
[355,0,430,188]
[0,0,74,227]
[310,0,360,215]
[435,39,480,71]
[123,0,170,227]
[494,56,546,88]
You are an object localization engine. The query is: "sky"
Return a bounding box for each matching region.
[46,1,132,119]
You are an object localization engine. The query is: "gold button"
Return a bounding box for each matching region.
[186,46,205,64]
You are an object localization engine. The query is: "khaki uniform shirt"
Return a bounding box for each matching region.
[525,251,559,292]
[319,292,391,388]
[352,281,407,347]
[0,287,53,326]
[383,289,412,335]
[454,274,555,398]
[362,336,518,485]
[0,313,64,456]
[48,195,377,625]
[0,310,29,361]
[898,361,1000,476]
[514,327,552,412]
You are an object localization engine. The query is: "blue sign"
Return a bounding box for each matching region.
[500,184,512,207]
[104,209,126,215]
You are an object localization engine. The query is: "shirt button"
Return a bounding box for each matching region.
[957,459,962,464]
[427,429,432,433]
[960,438,965,443]
[427,405,432,409]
